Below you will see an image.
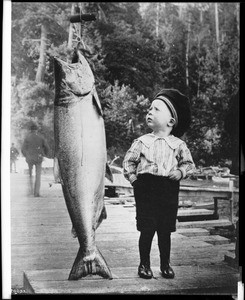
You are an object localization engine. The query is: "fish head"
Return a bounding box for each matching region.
[54,53,95,106]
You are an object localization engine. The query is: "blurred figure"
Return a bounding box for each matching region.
[21,123,50,197]
[10,142,19,173]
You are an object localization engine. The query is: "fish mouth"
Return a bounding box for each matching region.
[53,55,94,107]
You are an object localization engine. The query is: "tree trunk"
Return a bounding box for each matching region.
[98,3,108,23]
[68,3,75,49]
[156,3,160,38]
[178,4,183,19]
[236,3,240,65]
[197,40,201,98]
[185,11,191,89]
[200,8,203,24]
[35,24,47,83]
[236,3,240,37]
[197,9,203,98]
[214,3,221,76]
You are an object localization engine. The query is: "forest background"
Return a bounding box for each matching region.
[11,2,240,169]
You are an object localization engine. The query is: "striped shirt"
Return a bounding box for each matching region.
[123,133,195,185]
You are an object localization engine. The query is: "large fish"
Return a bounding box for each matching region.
[53,50,113,280]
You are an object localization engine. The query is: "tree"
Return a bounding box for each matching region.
[11,78,54,149]
[12,2,69,82]
[103,81,149,157]
[11,2,239,167]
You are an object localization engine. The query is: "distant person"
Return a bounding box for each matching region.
[21,123,50,197]
[10,142,19,173]
[123,89,195,280]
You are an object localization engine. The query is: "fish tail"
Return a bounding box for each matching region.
[68,247,113,280]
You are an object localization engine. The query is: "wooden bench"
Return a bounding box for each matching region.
[179,179,239,223]
[105,178,239,223]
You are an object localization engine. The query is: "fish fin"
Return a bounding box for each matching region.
[105,163,113,183]
[92,91,103,117]
[53,157,62,183]
[71,226,77,238]
[68,247,113,280]
[95,205,107,230]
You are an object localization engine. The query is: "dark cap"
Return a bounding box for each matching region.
[153,88,191,137]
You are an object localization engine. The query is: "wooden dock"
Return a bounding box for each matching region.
[10,172,240,295]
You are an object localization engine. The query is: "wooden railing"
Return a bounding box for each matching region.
[178,179,239,223]
[106,178,239,224]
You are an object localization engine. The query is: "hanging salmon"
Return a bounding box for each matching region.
[53,50,112,280]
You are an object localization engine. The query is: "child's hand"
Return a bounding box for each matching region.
[168,169,182,181]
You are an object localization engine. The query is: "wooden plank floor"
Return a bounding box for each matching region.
[10,172,239,295]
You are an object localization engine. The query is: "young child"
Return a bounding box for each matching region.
[123,88,195,279]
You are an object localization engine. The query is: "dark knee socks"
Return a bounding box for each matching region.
[157,231,171,266]
[139,229,155,265]
[139,229,171,267]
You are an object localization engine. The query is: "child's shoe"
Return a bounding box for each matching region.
[161,263,175,279]
[138,263,153,279]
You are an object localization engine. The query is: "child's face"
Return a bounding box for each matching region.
[146,100,174,132]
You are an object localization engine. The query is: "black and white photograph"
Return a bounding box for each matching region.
[2,1,242,297]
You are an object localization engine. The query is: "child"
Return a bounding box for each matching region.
[123,88,195,279]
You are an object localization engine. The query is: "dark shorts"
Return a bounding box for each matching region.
[133,173,180,232]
